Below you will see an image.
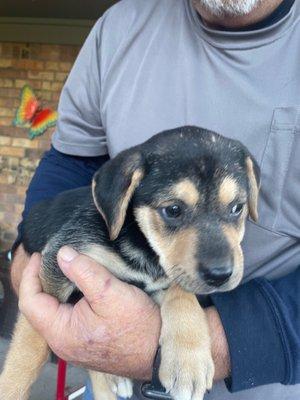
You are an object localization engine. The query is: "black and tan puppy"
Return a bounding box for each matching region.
[0,126,260,400]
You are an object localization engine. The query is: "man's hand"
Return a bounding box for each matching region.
[18,246,230,381]
[19,247,161,380]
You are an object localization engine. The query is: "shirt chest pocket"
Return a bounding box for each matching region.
[258,107,300,238]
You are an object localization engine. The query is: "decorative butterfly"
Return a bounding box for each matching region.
[13,85,58,139]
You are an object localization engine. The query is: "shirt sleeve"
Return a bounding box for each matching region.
[12,146,109,253]
[52,18,107,157]
[210,267,300,392]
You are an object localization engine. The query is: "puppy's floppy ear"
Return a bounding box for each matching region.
[92,150,144,240]
[245,154,260,222]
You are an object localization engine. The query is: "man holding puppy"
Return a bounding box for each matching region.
[10,0,300,399]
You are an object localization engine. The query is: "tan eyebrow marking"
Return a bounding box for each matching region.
[135,206,199,275]
[218,176,238,205]
[172,179,200,206]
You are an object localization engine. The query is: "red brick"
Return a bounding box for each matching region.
[51,82,63,91]
[0,203,14,212]
[17,186,27,196]
[0,98,19,108]
[3,193,25,204]
[0,117,14,127]
[0,43,22,58]
[60,48,79,62]
[45,61,60,71]
[15,79,42,90]
[14,204,25,215]
[25,148,44,159]
[0,108,15,117]
[0,135,11,145]
[0,173,16,185]
[0,43,11,57]
[46,101,57,110]
[2,211,19,223]
[0,146,25,157]
[28,71,54,81]
[0,126,26,137]
[41,81,51,91]
[37,139,52,150]
[59,62,73,72]
[42,81,63,92]
[39,45,61,61]
[12,138,39,149]
[51,92,61,102]
[12,59,44,70]
[43,128,55,139]
[0,59,13,68]
[0,185,23,197]
[0,87,21,98]
[35,90,53,101]
[25,44,42,60]
[55,72,68,82]
[0,78,14,88]
[0,69,27,79]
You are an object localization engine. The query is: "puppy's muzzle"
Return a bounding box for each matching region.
[199,262,233,287]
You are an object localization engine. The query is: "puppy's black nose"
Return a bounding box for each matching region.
[200,265,233,287]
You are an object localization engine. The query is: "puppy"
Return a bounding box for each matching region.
[0,126,260,400]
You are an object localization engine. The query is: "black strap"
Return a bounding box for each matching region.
[141,347,173,399]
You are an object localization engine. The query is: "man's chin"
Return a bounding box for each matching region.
[195,0,262,18]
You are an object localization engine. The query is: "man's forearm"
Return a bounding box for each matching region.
[10,245,30,295]
[211,269,300,392]
[205,306,230,381]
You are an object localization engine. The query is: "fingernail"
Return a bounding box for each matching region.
[58,246,78,262]
[32,252,40,259]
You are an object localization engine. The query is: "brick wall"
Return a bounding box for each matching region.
[0,42,80,251]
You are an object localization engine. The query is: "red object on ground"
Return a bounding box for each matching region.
[56,358,67,400]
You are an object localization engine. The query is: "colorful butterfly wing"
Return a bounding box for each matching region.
[29,109,58,139]
[13,85,39,127]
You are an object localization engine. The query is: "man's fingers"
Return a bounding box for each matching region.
[57,246,127,311]
[18,253,62,332]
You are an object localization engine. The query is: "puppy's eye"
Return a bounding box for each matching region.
[230,203,244,216]
[161,204,182,219]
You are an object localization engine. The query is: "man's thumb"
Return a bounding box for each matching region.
[57,246,122,310]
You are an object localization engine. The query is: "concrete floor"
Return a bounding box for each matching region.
[0,337,88,399]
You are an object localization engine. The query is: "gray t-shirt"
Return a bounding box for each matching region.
[52,0,300,398]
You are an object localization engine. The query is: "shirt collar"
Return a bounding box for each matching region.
[186,0,298,50]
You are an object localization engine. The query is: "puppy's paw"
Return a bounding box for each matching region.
[105,375,133,399]
[159,341,214,400]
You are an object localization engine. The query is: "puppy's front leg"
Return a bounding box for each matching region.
[158,286,214,400]
[0,313,49,400]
